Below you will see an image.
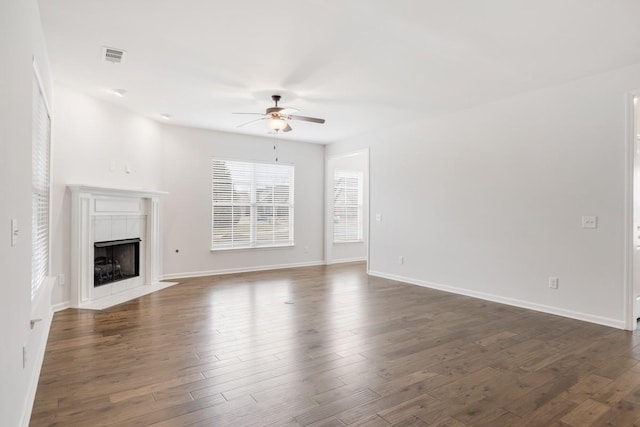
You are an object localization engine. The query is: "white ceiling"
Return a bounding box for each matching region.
[38,0,640,144]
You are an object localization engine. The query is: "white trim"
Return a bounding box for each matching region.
[365,148,370,273]
[161,260,325,280]
[67,186,165,308]
[210,243,295,252]
[23,59,55,427]
[210,159,295,251]
[624,91,640,330]
[31,60,52,301]
[324,148,370,268]
[332,169,364,243]
[67,185,167,198]
[326,257,367,265]
[324,155,332,265]
[368,270,626,330]
[31,57,51,117]
[52,301,70,312]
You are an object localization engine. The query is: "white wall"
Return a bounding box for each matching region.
[0,0,54,425]
[50,90,326,296]
[161,125,325,278]
[327,64,640,329]
[327,151,369,263]
[51,86,165,306]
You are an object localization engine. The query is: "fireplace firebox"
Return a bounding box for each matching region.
[94,238,140,287]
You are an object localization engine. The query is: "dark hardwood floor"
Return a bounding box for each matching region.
[30,262,640,426]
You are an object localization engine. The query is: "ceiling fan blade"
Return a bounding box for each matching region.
[237,117,266,128]
[288,114,325,124]
[283,123,293,133]
[232,112,265,116]
[279,107,299,115]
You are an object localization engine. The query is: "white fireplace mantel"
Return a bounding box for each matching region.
[68,185,167,199]
[68,185,168,309]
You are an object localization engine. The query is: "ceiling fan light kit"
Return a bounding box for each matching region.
[234,94,325,134]
[267,117,288,131]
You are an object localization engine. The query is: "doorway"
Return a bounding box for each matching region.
[631,95,640,330]
[325,149,370,267]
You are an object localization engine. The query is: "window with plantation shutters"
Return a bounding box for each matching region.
[333,169,363,243]
[212,159,294,250]
[32,73,51,299]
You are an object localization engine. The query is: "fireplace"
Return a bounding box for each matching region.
[94,238,140,287]
[68,185,167,308]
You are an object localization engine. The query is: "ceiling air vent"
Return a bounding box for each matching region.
[101,46,126,63]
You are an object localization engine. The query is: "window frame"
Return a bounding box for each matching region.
[211,158,295,251]
[333,169,364,244]
[31,59,52,300]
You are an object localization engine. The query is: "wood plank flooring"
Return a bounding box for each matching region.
[30,262,640,426]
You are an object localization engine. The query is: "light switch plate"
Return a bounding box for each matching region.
[582,216,597,229]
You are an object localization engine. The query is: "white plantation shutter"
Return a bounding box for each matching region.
[212,159,294,250]
[32,74,51,299]
[333,169,363,243]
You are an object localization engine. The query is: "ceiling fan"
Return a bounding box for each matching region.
[233,95,325,133]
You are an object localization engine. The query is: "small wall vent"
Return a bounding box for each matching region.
[102,46,126,63]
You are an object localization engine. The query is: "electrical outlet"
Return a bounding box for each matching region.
[375,213,381,222]
[58,274,65,286]
[398,255,404,265]
[582,216,597,229]
[548,276,559,289]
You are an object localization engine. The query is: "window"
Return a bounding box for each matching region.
[212,159,294,250]
[333,169,363,243]
[32,72,51,299]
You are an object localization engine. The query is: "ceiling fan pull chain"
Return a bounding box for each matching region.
[274,140,279,162]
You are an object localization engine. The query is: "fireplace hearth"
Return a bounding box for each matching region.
[94,238,140,287]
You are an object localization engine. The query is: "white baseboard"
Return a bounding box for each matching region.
[368,270,625,330]
[161,260,326,280]
[52,301,70,312]
[327,257,367,265]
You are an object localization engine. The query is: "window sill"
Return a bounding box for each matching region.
[210,243,295,252]
[333,240,364,244]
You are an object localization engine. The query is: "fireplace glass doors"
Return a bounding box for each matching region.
[93,238,140,287]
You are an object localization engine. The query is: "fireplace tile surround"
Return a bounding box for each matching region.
[68,185,177,309]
